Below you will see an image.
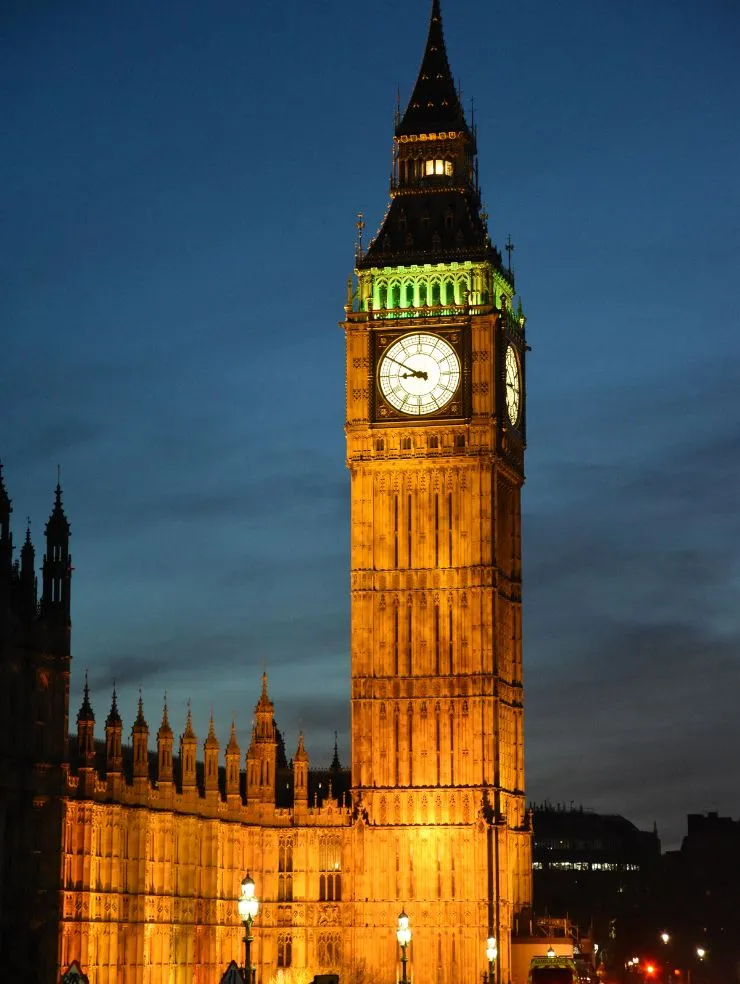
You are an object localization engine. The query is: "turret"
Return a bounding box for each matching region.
[293,732,309,811]
[156,696,174,788]
[76,672,95,767]
[203,712,220,800]
[179,702,197,793]
[105,684,123,790]
[131,692,150,790]
[40,480,72,639]
[246,672,278,806]
[76,672,96,795]
[225,720,241,807]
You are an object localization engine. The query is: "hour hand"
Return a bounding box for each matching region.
[402,370,428,380]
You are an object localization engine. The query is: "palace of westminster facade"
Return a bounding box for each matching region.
[0,3,533,980]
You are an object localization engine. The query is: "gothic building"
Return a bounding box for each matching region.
[0,2,532,981]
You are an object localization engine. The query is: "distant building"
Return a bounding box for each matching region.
[531,804,660,934]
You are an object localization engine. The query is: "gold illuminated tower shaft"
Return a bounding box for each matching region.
[343,2,531,981]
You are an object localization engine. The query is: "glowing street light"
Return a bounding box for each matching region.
[237,874,259,984]
[696,947,706,960]
[397,911,412,984]
[660,933,671,945]
[547,947,556,959]
[486,936,497,984]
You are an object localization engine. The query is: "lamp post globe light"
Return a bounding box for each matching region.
[486,936,497,984]
[397,911,411,984]
[237,874,259,984]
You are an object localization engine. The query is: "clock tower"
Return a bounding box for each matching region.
[344,2,532,981]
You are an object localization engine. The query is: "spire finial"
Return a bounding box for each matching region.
[355,212,365,262]
[331,731,341,771]
[134,688,147,728]
[77,669,95,722]
[106,680,121,726]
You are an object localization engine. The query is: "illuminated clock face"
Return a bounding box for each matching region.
[505,345,521,425]
[378,333,461,416]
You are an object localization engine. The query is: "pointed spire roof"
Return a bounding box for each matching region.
[77,670,95,723]
[158,693,173,738]
[21,520,34,560]
[330,730,341,771]
[205,710,219,749]
[397,0,469,137]
[255,670,274,713]
[45,475,70,538]
[226,719,240,754]
[106,681,122,726]
[133,689,148,732]
[182,699,196,741]
[294,731,308,762]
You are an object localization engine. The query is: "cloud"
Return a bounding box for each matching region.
[524,362,740,846]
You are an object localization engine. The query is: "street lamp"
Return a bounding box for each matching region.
[486,936,497,984]
[237,873,259,984]
[547,947,556,960]
[696,947,706,960]
[660,932,670,945]
[397,911,411,984]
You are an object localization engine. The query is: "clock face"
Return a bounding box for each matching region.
[505,344,521,426]
[378,333,461,416]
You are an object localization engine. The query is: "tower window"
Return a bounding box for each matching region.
[428,436,438,449]
[425,159,453,177]
[401,437,412,451]
[455,434,465,448]
[375,439,385,452]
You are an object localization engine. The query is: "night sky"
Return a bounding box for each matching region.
[3,0,739,849]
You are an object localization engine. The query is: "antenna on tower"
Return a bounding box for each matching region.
[505,234,515,273]
[355,212,366,263]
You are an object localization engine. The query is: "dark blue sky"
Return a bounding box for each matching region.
[3,0,739,848]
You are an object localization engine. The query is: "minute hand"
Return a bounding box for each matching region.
[386,355,428,379]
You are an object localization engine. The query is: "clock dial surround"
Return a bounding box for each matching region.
[505,344,521,426]
[377,332,461,417]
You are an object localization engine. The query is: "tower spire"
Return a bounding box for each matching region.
[396,0,469,138]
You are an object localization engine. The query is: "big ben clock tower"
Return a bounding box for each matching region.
[344,2,532,982]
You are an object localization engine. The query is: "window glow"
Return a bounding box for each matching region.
[424,159,453,177]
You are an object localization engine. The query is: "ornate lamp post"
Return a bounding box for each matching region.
[397,911,412,984]
[237,873,259,984]
[486,936,498,984]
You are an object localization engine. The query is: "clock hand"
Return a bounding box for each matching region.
[386,355,423,374]
[402,370,429,380]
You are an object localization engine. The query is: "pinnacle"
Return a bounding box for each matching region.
[77,670,95,723]
[182,700,196,741]
[158,693,173,738]
[226,719,240,753]
[106,681,122,726]
[133,689,148,730]
[396,0,469,137]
